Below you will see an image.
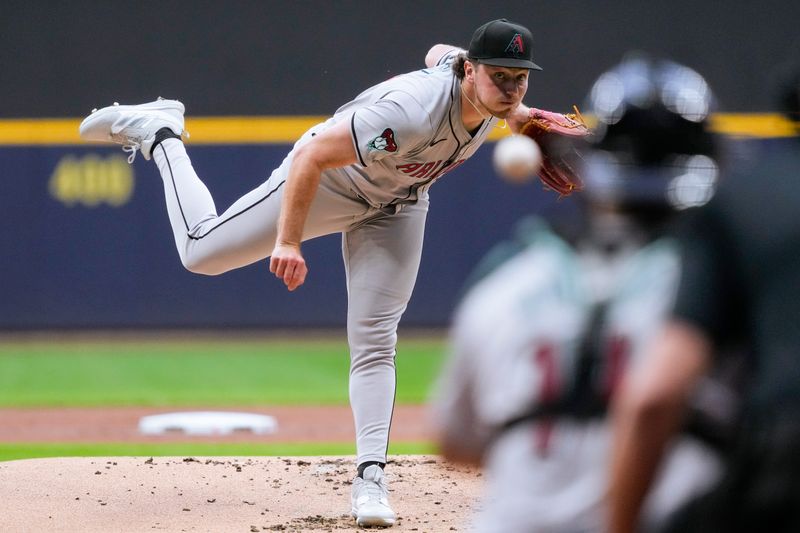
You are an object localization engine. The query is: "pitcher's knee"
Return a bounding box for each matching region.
[350,349,396,373]
[180,254,228,276]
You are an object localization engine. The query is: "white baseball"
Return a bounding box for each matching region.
[492,134,542,183]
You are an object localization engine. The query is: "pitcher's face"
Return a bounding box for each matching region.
[473,64,529,118]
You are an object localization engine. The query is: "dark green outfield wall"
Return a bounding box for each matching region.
[2,0,798,118]
[1,1,798,329]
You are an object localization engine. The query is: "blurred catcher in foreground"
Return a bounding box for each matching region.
[432,54,738,533]
[609,57,800,533]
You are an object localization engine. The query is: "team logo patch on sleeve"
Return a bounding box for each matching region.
[367,128,398,153]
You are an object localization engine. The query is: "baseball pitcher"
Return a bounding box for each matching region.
[79,18,586,527]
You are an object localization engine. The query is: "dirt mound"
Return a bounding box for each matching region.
[0,455,482,532]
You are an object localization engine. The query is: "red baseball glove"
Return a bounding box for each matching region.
[519,106,591,196]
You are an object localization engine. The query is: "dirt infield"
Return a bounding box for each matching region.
[0,405,431,443]
[0,406,483,531]
[0,455,482,532]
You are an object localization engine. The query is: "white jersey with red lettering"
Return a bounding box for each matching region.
[433,219,723,533]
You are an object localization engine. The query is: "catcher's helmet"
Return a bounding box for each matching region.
[582,53,719,213]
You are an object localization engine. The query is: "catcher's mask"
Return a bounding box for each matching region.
[582,54,719,214]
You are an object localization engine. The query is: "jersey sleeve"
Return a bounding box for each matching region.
[435,48,461,67]
[349,91,433,167]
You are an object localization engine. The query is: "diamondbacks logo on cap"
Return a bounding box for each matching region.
[505,33,525,56]
[367,128,398,153]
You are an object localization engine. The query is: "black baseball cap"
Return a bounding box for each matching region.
[468,18,542,71]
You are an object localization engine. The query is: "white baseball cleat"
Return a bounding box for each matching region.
[79,98,188,163]
[350,465,396,527]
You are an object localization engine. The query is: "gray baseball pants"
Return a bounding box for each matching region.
[152,134,428,466]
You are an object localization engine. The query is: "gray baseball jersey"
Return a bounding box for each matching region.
[319,50,497,208]
[150,49,497,467]
[432,219,722,532]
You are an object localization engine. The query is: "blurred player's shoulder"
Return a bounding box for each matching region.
[461,215,577,293]
[454,216,583,342]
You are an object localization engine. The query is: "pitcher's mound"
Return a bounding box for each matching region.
[0,455,482,532]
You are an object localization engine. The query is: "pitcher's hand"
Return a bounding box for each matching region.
[269,242,307,291]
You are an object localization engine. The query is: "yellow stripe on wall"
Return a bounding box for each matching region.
[0,113,795,145]
[709,113,798,138]
[0,116,327,145]
[187,116,324,143]
[0,119,83,145]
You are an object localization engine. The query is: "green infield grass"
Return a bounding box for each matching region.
[0,441,435,462]
[0,336,447,407]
